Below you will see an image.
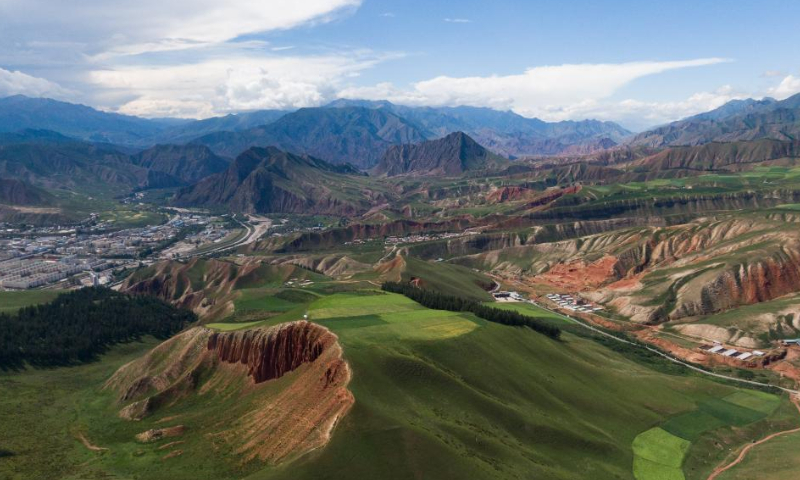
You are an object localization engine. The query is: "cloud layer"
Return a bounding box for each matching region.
[340,59,737,128]
[1,0,361,57]
[0,1,798,128]
[0,67,72,99]
[89,54,384,118]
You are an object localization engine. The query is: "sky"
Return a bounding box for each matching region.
[1,0,800,130]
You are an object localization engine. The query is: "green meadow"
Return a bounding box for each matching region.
[0,290,61,314]
[631,389,784,480]
[2,288,799,480]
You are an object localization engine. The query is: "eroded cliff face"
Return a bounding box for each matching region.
[121,258,247,318]
[673,247,800,319]
[207,322,333,383]
[257,217,480,253]
[105,321,353,464]
[121,258,312,320]
[456,216,800,339]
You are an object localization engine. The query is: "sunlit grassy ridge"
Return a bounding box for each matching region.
[2,288,799,480]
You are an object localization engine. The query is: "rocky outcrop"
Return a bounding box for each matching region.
[121,258,307,320]
[674,248,800,318]
[525,185,582,209]
[106,321,353,464]
[136,426,186,443]
[207,322,333,383]
[486,186,537,204]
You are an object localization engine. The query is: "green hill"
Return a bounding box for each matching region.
[2,289,797,480]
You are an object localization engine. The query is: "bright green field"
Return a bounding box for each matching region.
[98,209,166,229]
[253,292,799,480]
[0,290,61,313]
[632,389,785,480]
[3,289,799,480]
[633,428,691,480]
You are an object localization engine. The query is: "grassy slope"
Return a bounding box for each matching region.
[249,292,795,480]
[0,338,162,480]
[401,257,494,302]
[2,290,798,480]
[715,432,800,480]
[0,290,61,313]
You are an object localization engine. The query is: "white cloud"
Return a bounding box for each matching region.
[768,75,800,100]
[0,67,73,99]
[543,86,748,130]
[380,12,396,18]
[1,0,362,59]
[0,0,370,117]
[341,59,730,118]
[89,54,384,117]
[444,18,472,23]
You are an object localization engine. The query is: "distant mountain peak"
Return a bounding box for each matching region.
[373,131,506,176]
[630,93,800,148]
[173,146,374,215]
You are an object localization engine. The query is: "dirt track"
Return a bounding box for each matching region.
[76,432,108,452]
[706,396,800,480]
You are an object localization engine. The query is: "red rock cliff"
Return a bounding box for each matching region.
[207,321,334,383]
[106,321,353,464]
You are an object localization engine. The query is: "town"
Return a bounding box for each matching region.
[0,212,226,290]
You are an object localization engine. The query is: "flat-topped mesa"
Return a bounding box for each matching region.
[105,321,353,464]
[207,322,334,384]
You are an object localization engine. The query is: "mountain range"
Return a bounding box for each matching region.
[629,93,800,148]
[0,95,633,167]
[4,92,800,207]
[326,99,633,158]
[191,106,427,169]
[172,147,380,215]
[0,130,230,192]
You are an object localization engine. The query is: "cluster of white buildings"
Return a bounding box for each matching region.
[0,213,216,290]
[546,293,603,313]
[384,231,478,246]
[284,278,314,288]
[704,344,765,362]
[492,291,523,302]
[0,256,111,289]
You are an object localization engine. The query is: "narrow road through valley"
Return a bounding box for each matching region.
[512,291,800,395]
[706,396,800,480]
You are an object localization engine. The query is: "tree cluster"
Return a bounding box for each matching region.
[381,282,560,339]
[0,287,195,369]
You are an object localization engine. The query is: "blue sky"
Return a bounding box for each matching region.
[1,0,799,129]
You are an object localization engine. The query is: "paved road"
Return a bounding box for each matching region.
[528,299,800,395]
[196,215,255,256]
[184,214,272,258]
